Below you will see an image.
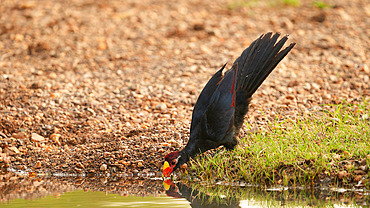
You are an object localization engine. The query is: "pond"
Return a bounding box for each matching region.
[1,170,369,207]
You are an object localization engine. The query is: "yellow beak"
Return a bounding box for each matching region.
[163,179,172,191]
[162,161,172,177]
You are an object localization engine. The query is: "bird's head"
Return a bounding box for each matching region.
[163,151,181,177]
[163,179,181,198]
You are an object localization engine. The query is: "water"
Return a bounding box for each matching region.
[1,170,369,207]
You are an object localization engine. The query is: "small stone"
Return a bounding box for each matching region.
[338,9,352,21]
[123,161,131,166]
[29,82,41,89]
[285,95,295,100]
[303,83,311,91]
[200,45,211,54]
[354,170,366,175]
[100,164,107,171]
[18,1,37,9]
[360,165,368,171]
[311,83,321,91]
[125,122,132,127]
[312,12,326,22]
[98,41,107,50]
[173,132,181,139]
[193,23,204,31]
[362,64,369,73]
[31,133,46,143]
[287,80,299,87]
[168,139,181,148]
[75,168,83,173]
[14,34,24,41]
[354,175,363,182]
[332,153,341,160]
[35,161,42,169]
[76,162,85,169]
[344,164,353,170]
[50,133,61,143]
[4,146,20,155]
[49,72,57,79]
[137,161,143,167]
[343,151,351,157]
[337,170,348,180]
[156,103,167,111]
[12,132,27,139]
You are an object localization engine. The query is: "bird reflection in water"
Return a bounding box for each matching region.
[163,179,241,208]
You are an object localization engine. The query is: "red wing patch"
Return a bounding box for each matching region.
[230,69,236,107]
[231,91,235,107]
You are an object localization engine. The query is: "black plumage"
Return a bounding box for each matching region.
[163,33,295,176]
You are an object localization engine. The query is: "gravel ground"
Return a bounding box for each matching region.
[0,0,369,176]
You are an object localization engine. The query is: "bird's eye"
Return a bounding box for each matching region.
[171,160,176,165]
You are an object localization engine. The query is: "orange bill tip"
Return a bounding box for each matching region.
[163,167,172,177]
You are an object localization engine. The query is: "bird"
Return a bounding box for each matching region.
[164,179,241,207]
[163,32,295,177]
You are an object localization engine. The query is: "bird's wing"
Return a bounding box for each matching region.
[199,63,238,142]
[189,64,226,136]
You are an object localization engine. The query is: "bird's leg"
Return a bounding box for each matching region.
[223,136,238,150]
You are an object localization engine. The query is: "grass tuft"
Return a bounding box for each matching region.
[183,100,370,188]
[281,0,300,6]
[312,0,332,9]
[227,0,260,10]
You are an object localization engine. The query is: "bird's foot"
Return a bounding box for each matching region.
[223,141,238,150]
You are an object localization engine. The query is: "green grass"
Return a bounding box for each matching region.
[227,0,260,10]
[312,0,332,9]
[183,100,370,187]
[227,0,334,9]
[281,0,300,6]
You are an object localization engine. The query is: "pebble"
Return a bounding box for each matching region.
[4,146,20,155]
[360,165,368,171]
[311,83,321,91]
[12,132,27,140]
[50,134,61,143]
[156,103,167,111]
[173,132,181,139]
[168,139,181,148]
[123,161,131,166]
[31,133,46,143]
[76,162,85,169]
[200,45,211,54]
[362,64,369,73]
[337,170,348,180]
[332,153,341,160]
[100,164,107,171]
[354,170,366,175]
[353,175,363,182]
[35,161,42,169]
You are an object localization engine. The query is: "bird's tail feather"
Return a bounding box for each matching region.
[232,33,295,135]
[235,32,295,97]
